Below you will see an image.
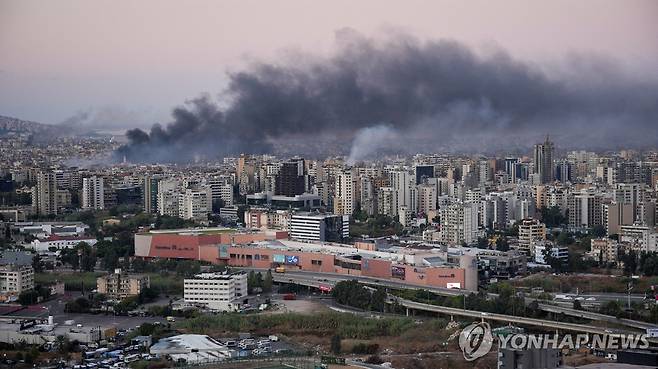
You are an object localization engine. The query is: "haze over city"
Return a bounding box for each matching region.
[2,2,658,369]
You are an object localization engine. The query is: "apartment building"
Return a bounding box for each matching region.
[183,272,248,311]
[517,218,546,256]
[0,252,34,301]
[289,213,349,242]
[97,269,150,299]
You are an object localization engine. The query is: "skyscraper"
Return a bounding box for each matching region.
[82,176,105,210]
[275,159,305,197]
[143,175,160,213]
[533,135,554,184]
[334,169,356,216]
[32,171,58,216]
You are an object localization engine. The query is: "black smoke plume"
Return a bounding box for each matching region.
[117,30,658,163]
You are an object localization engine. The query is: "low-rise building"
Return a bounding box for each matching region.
[97,269,150,299]
[589,238,619,263]
[150,334,232,364]
[0,251,34,302]
[29,235,98,253]
[533,242,569,265]
[183,272,247,312]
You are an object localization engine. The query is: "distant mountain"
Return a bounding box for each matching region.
[0,115,58,136]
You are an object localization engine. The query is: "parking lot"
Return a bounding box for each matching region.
[36,293,173,330]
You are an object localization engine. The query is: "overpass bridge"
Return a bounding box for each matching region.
[268,270,658,333]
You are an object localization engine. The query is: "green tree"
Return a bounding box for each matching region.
[262,270,273,293]
[247,270,256,294]
[32,253,43,273]
[591,225,606,238]
[540,206,567,227]
[18,290,40,305]
[495,236,510,252]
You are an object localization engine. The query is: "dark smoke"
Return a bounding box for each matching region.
[117,30,658,163]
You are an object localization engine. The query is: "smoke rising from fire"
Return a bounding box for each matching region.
[117,30,658,163]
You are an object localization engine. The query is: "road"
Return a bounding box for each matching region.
[258,269,658,332]
[388,295,649,337]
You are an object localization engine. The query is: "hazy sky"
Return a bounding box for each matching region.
[1,0,657,127]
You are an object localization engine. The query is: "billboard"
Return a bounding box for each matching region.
[219,245,229,258]
[285,255,299,265]
[273,254,285,263]
[391,265,406,280]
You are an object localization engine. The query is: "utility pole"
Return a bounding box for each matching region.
[627,281,633,311]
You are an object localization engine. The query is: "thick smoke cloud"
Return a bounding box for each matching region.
[117,30,658,163]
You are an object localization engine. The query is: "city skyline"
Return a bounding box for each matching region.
[1,1,658,164]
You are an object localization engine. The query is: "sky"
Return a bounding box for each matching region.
[1,0,657,129]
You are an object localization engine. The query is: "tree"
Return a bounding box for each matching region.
[600,300,623,318]
[18,290,40,305]
[262,270,273,293]
[591,225,607,238]
[556,232,574,246]
[371,288,387,312]
[619,250,638,275]
[32,253,43,273]
[495,236,510,252]
[330,334,342,354]
[247,270,257,294]
[540,206,567,227]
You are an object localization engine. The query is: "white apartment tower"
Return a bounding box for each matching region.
[334,169,356,216]
[82,176,105,210]
[439,202,481,245]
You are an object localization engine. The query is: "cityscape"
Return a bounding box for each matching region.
[1,1,658,369]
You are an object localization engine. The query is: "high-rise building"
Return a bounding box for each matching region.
[143,175,160,213]
[439,202,481,245]
[359,176,377,216]
[568,188,603,228]
[377,187,396,217]
[602,202,634,236]
[157,190,180,217]
[414,165,434,185]
[289,213,349,242]
[82,176,105,210]
[518,218,546,256]
[178,188,211,221]
[275,159,306,197]
[417,183,437,214]
[389,170,415,216]
[614,183,645,223]
[533,135,555,184]
[32,171,58,216]
[334,169,356,216]
[555,160,572,183]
